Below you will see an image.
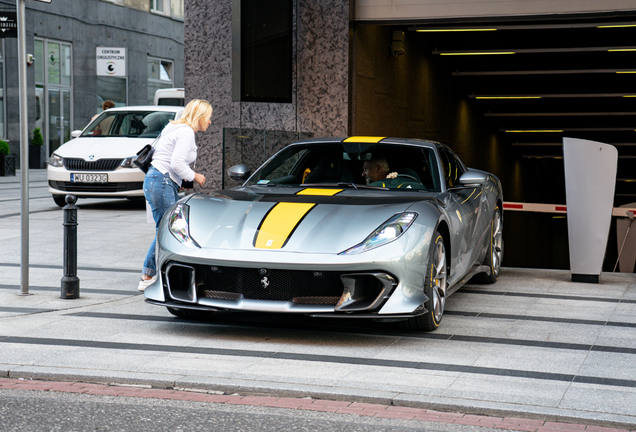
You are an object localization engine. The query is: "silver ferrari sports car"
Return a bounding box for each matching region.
[145,136,503,331]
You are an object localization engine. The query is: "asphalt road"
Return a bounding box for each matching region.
[0,389,510,432]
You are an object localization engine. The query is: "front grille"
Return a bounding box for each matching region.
[49,180,143,193]
[170,263,346,303]
[63,158,124,171]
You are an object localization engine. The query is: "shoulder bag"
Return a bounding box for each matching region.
[134,134,161,173]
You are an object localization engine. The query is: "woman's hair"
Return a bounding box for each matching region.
[171,99,212,130]
[102,100,115,110]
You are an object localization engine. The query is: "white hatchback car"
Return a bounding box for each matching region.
[48,106,184,207]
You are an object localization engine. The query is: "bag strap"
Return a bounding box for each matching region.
[150,133,162,148]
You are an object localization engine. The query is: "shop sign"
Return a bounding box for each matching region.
[0,12,17,38]
[96,47,127,77]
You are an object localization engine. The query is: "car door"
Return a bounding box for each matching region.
[439,146,484,278]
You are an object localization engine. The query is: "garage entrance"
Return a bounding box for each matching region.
[352,13,636,270]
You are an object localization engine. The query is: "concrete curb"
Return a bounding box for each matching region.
[4,367,636,430]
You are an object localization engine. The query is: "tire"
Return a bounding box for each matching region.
[167,307,214,321]
[53,195,67,207]
[473,207,503,284]
[401,231,448,331]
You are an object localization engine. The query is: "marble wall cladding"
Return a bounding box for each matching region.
[297,0,350,136]
[185,0,350,193]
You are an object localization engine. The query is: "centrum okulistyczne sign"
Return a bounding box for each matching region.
[96,47,127,77]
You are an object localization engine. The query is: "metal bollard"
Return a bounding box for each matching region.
[61,194,80,299]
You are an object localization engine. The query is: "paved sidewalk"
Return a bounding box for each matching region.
[1,169,636,430]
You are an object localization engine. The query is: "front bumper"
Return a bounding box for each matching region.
[145,225,434,318]
[47,165,145,198]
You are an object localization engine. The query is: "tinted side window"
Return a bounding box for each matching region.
[439,147,465,188]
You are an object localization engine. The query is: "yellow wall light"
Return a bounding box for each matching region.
[608,48,636,52]
[617,71,636,73]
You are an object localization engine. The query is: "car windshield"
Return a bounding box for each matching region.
[246,143,442,192]
[81,111,176,138]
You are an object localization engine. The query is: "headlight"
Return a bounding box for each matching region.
[169,203,200,248]
[340,212,417,255]
[120,156,137,168]
[49,153,64,167]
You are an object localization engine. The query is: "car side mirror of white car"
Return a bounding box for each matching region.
[228,164,251,181]
[70,130,82,139]
[458,171,488,186]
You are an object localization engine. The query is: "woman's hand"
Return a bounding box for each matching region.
[194,172,206,186]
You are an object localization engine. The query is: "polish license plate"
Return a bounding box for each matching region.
[71,173,107,183]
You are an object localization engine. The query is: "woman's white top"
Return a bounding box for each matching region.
[150,123,197,184]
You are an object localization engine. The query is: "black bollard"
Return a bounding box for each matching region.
[61,194,80,299]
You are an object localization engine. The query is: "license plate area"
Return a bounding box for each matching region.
[71,173,108,183]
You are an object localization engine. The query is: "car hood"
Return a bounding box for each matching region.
[184,187,443,254]
[54,136,154,159]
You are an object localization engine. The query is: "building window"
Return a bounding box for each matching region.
[151,0,164,13]
[233,0,293,103]
[147,57,174,104]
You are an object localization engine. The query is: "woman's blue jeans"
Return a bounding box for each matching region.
[142,166,179,277]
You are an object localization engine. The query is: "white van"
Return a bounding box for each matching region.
[153,88,185,106]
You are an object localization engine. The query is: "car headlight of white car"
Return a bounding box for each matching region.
[49,153,64,167]
[169,203,200,248]
[120,156,138,168]
[340,212,417,255]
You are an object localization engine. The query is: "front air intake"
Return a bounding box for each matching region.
[165,262,197,303]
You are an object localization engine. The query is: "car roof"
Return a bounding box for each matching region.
[104,105,184,113]
[291,136,443,149]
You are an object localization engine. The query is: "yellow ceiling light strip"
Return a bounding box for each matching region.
[608,48,636,52]
[297,188,343,196]
[617,71,636,73]
[475,96,542,99]
[440,52,515,56]
[598,24,636,28]
[255,202,316,249]
[343,136,385,143]
[416,29,497,32]
[505,130,564,133]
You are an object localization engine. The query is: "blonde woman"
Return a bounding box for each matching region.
[138,99,212,291]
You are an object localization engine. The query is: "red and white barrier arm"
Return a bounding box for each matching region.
[503,202,636,218]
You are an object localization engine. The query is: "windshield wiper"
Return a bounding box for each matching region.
[263,183,294,187]
[301,182,389,190]
[337,182,358,189]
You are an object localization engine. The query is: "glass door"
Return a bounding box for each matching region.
[48,89,61,155]
[35,38,73,157]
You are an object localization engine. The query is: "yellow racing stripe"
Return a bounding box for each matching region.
[343,136,385,143]
[297,188,343,196]
[254,202,316,249]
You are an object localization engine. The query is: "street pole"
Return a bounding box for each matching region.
[17,0,29,295]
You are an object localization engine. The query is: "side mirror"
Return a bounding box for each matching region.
[228,164,251,181]
[70,130,82,139]
[458,171,488,186]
